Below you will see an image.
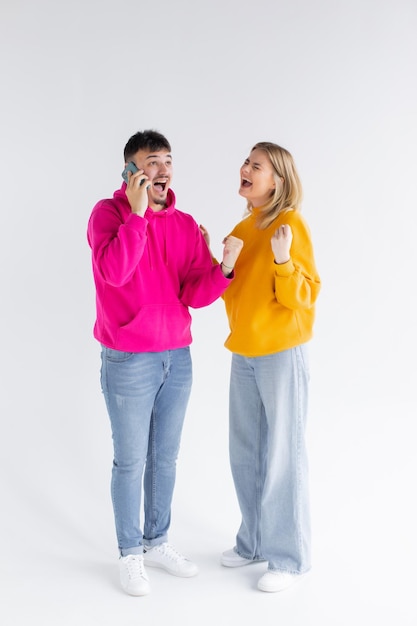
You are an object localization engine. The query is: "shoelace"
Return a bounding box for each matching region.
[153,543,186,563]
[124,555,147,580]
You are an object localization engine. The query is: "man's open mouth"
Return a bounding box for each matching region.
[153,180,168,192]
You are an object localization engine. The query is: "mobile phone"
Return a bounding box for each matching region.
[121,161,145,185]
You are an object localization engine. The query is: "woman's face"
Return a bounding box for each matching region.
[239,148,278,206]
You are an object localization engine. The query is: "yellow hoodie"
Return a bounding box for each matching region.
[223,208,321,357]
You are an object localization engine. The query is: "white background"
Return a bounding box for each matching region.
[1,0,416,624]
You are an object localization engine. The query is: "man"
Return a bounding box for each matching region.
[87,130,242,596]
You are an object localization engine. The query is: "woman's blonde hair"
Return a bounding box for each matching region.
[246,142,303,229]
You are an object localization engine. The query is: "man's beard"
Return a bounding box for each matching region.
[153,195,168,206]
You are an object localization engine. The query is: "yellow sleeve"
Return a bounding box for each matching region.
[273,212,321,310]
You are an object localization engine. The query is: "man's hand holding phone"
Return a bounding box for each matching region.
[122,162,150,217]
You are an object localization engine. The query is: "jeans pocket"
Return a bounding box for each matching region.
[102,346,135,363]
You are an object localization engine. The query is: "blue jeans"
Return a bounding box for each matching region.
[229,346,311,574]
[100,346,192,556]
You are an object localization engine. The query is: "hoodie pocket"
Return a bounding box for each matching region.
[116,303,192,351]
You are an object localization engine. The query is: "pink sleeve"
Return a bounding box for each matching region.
[87,201,148,287]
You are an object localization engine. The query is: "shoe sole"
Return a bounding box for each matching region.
[124,586,151,596]
[257,572,305,593]
[221,557,266,568]
[257,580,295,592]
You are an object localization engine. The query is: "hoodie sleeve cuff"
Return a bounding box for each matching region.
[125,212,148,232]
[273,259,295,276]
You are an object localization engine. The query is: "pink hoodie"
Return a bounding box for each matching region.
[87,185,231,351]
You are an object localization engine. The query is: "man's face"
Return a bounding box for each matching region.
[132,148,173,208]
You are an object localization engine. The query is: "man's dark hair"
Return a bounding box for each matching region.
[124,130,171,162]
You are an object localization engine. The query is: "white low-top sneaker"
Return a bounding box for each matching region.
[119,554,150,596]
[144,543,198,578]
[221,548,265,567]
[257,570,302,593]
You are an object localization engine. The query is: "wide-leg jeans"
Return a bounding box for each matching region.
[100,346,192,556]
[229,345,311,574]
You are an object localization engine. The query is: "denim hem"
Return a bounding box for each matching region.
[267,565,311,576]
[143,534,168,550]
[235,548,265,562]
[119,546,143,557]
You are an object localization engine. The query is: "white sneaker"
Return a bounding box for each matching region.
[144,543,198,578]
[221,548,265,567]
[119,554,150,596]
[257,570,301,593]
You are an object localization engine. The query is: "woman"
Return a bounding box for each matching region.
[208,142,321,592]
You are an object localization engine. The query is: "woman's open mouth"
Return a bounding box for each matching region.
[241,178,252,188]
